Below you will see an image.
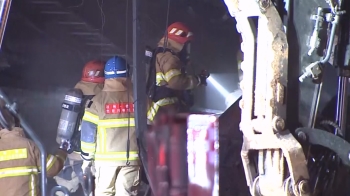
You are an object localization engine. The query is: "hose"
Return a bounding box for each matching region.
[320,120,341,135]
[50,186,70,196]
[308,120,342,195]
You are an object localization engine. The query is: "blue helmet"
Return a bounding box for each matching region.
[104,56,129,79]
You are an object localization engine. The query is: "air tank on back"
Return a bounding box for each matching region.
[56,88,84,144]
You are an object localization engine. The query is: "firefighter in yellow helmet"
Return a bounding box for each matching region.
[0,98,69,196]
[80,56,140,196]
[54,60,105,196]
[146,22,209,123]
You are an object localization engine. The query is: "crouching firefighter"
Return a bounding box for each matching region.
[0,97,70,196]
[146,22,209,123]
[80,56,140,196]
[54,60,105,196]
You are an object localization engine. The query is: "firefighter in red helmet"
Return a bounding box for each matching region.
[146,22,209,123]
[54,60,105,196]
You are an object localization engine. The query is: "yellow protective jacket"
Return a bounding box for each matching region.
[74,80,104,96]
[0,127,67,196]
[147,38,199,122]
[66,81,104,161]
[80,78,139,166]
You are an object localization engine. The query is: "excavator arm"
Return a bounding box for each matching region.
[223,0,310,195]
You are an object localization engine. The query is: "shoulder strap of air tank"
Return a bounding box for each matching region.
[151,47,177,70]
[83,95,95,109]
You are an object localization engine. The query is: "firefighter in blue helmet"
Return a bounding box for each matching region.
[80,56,140,196]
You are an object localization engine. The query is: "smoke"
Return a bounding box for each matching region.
[206,75,241,109]
[225,89,242,108]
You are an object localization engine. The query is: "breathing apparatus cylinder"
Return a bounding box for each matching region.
[56,88,84,144]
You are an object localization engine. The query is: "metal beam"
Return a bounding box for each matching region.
[58,21,87,25]
[70,32,100,36]
[85,43,113,46]
[30,0,59,5]
[40,11,70,14]
[132,0,146,146]
[132,0,153,193]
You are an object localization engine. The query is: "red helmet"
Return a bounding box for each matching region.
[166,22,194,44]
[81,60,105,83]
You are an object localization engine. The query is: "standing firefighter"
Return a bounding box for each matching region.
[54,60,105,196]
[146,22,209,123]
[80,56,140,196]
[0,98,70,196]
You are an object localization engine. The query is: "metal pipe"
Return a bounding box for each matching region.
[50,186,70,196]
[308,83,323,128]
[0,89,47,195]
[320,15,340,64]
[132,0,154,193]
[335,76,348,135]
[0,0,12,50]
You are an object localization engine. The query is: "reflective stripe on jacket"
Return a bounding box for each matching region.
[80,78,140,166]
[0,127,66,196]
[147,38,199,123]
[147,97,178,121]
[66,81,104,161]
[155,39,199,90]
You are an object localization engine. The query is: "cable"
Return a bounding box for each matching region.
[320,120,341,135]
[96,0,106,61]
[125,0,131,166]
[163,0,171,49]
[67,0,85,8]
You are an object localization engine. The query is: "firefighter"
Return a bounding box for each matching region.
[146,22,208,123]
[54,60,105,196]
[0,98,70,196]
[80,56,140,196]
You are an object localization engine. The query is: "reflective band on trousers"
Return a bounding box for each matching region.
[147,97,178,121]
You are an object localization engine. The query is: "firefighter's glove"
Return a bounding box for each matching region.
[197,70,210,86]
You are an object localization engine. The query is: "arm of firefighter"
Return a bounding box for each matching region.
[161,54,199,90]
[32,142,67,177]
[80,109,99,159]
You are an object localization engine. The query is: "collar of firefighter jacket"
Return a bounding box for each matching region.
[158,38,184,53]
[75,80,104,95]
[103,78,133,92]
[0,127,25,138]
